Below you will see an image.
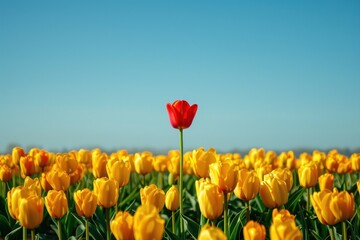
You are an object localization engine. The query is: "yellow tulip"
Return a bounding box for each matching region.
[77,149,92,165]
[234,169,260,201]
[56,153,78,175]
[7,186,32,220]
[196,178,223,220]
[74,188,98,218]
[351,153,360,172]
[318,173,334,191]
[34,149,52,169]
[106,158,131,187]
[329,188,355,223]
[243,220,266,240]
[46,168,70,191]
[40,172,53,191]
[110,211,134,240]
[93,177,118,208]
[191,147,217,178]
[12,147,26,165]
[0,164,12,182]
[45,190,68,219]
[357,181,360,193]
[270,208,302,240]
[20,156,38,178]
[259,173,288,209]
[69,164,84,185]
[23,176,41,196]
[311,189,337,225]
[165,185,179,211]
[133,204,164,240]
[298,161,319,188]
[92,152,108,178]
[18,194,44,229]
[153,155,168,173]
[140,184,165,212]
[134,152,153,175]
[198,224,227,240]
[209,159,238,194]
[167,150,181,177]
[269,168,293,192]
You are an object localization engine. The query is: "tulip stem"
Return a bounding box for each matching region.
[172,211,176,234]
[306,187,311,212]
[158,172,163,189]
[342,221,347,240]
[58,219,62,240]
[31,229,35,240]
[23,227,27,240]
[179,129,185,240]
[224,193,228,237]
[106,208,110,240]
[85,218,89,240]
[329,226,335,240]
[245,201,250,222]
[143,175,146,186]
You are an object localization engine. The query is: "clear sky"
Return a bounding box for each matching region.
[1,1,359,154]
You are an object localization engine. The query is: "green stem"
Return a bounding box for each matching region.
[179,129,184,240]
[23,227,27,240]
[158,172,163,189]
[172,211,175,234]
[342,221,347,240]
[224,193,228,237]
[86,218,89,240]
[31,229,35,240]
[106,208,110,240]
[143,175,146,186]
[306,187,311,212]
[245,201,250,222]
[58,219,62,240]
[200,214,206,227]
[329,226,335,240]
[117,187,122,212]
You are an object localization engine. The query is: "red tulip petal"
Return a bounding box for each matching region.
[166,103,180,129]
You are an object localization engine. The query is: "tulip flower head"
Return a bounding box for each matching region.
[74,188,98,218]
[133,204,164,240]
[165,185,180,211]
[140,184,165,212]
[198,224,227,240]
[166,100,198,130]
[111,211,134,240]
[243,220,266,240]
[45,190,68,219]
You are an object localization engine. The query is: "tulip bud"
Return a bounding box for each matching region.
[209,159,238,194]
[234,169,260,201]
[74,188,97,218]
[134,152,153,175]
[133,204,164,240]
[18,194,44,229]
[93,177,118,208]
[140,184,165,212]
[196,178,223,220]
[165,185,180,211]
[243,220,266,240]
[198,224,227,240]
[298,161,319,188]
[110,211,134,240]
[318,173,334,191]
[46,168,70,191]
[45,190,68,219]
[191,147,217,178]
[259,173,288,208]
[166,100,198,130]
[106,158,131,187]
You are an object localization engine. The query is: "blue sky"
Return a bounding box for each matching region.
[1,1,359,153]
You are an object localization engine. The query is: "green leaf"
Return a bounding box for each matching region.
[229,207,247,240]
[182,213,200,240]
[88,221,105,240]
[285,187,306,213]
[75,224,85,238]
[4,226,22,240]
[164,227,180,240]
[310,229,323,240]
[0,214,11,236]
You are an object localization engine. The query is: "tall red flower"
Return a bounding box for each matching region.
[166,100,198,130]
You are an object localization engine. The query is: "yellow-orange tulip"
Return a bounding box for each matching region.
[77,149,92,165]
[234,169,260,201]
[110,211,134,240]
[40,172,53,191]
[92,152,108,178]
[133,204,164,240]
[134,152,153,175]
[259,173,288,208]
[23,176,41,196]
[0,164,12,182]
[93,177,118,208]
[167,150,181,177]
[57,153,78,175]
[165,185,180,211]
[243,220,266,240]
[153,155,168,172]
[69,164,84,185]
[209,159,238,194]
[311,189,337,225]
[140,184,165,212]
[46,169,70,191]
[198,224,227,240]
[20,156,38,178]
[106,158,131,187]
[351,153,360,172]
[7,186,32,220]
[298,161,319,188]
[74,188,97,218]
[191,147,217,178]
[34,149,51,169]
[45,190,68,219]
[270,208,302,240]
[18,194,44,229]
[196,178,223,220]
[270,168,293,192]
[12,147,26,165]
[318,173,334,191]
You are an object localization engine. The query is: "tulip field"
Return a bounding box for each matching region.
[0,101,359,240]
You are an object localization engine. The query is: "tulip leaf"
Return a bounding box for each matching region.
[285,187,305,213]
[229,207,247,240]
[4,226,22,240]
[164,227,180,240]
[75,224,85,238]
[309,230,323,240]
[182,213,200,240]
[88,220,105,240]
[0,214,11,237]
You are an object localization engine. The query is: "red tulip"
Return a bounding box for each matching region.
[166,100,198,130]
